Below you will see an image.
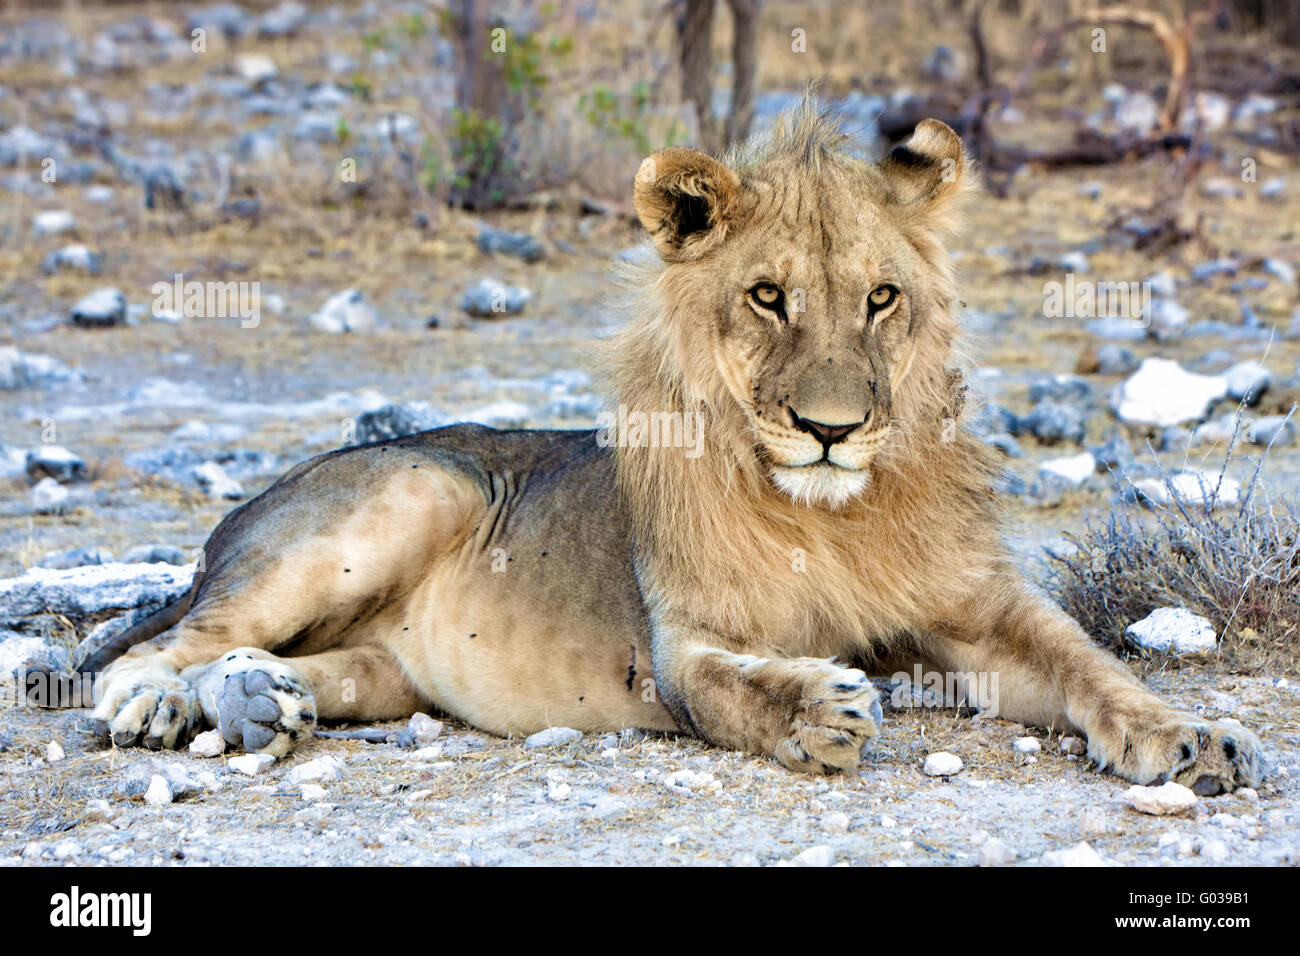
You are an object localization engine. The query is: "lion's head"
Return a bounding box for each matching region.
[620,103,971,511]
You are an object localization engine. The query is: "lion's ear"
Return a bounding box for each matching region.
[878,119,970,227]
[634,147,742,262]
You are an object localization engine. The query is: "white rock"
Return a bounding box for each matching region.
[1041,841,1104,866]
[1109,358,1228,427]
[188,729,225,758]
[51,839,81,859]
[143,774,172,806]
[285,755,343,785]
[465,400,532,428]
[299,783,327,801]
[547,781,572,802]
[309,288,377,333]
[84,799,112,822]
[33,210,76,236]
[1078,808,1110,836]
[1201,839,1230,862]
[821,811,850,834]
[1133,471,1240,508]
[407,745,445,762]
[879,814,897,828]
[32,477,70,514]
[979,837,1017,866]
[408,712,443,744]
[1012,737,1041,754]
[235,53,278,82]
[1038,452,1096,487]
[785,845,835,867]
[46,740,66,763]
[923,752,964,776]
[1223,361,1271,403]
[70,287,127,327]
[524,727,583,749]
[193,461,244,500]
[0,560,194,617]
[227,753,275,776]
[0,348,82,391]
[1126,608,1218,655]
[1147,298,1189,337]
[663,769,719,796]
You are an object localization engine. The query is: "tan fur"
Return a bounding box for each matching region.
[78,102,1261,794]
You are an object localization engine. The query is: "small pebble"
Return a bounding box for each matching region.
[285,755,343,785]
[1041,841,1104,866]
[46,740,66,763]
[1123,781,1198,815]
[822,811,850,834]
[188,729,225,758]
[979,837,1017,866]
[1059,736,1086,755]
[524,727,583,749]
[784,845,835,867]
[143,775,172,807]
[1012,737,1041,754]
[1201,839,1230,862]
[923,752,964,776]
[408,712,443,744]
[227,753,275,776]
[547,782,572,802]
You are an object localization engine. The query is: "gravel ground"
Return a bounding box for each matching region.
[1,669,1297,867]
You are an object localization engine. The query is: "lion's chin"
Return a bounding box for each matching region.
[770,463,870,510]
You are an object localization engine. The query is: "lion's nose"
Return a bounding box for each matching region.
[789,410,866,447]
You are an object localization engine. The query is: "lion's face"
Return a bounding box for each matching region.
[634,115,967,509]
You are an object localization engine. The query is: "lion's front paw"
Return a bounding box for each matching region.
[210,657,316,758]
[774,662,882,774]
[1088,713,1262,795]
[92,668,200,750]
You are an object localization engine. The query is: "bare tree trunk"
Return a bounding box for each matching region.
[452,0,511,121]
[678,0,721,153]
[724,0,760,147]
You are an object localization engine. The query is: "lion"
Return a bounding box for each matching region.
[49,103,1260,794]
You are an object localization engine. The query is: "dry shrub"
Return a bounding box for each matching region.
[1044,411,1300,673]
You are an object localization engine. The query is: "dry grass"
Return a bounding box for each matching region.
[1045,411,1300,673]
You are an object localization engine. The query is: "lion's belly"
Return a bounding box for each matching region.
[396,566,676,735]
[376,431,679,736]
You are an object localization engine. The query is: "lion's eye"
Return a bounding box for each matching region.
[868,285,898,312]
[750,283,785,311]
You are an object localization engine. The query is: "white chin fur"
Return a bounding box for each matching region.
[770,464,870,509]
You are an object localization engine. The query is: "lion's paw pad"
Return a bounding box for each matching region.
[216,664,316,758]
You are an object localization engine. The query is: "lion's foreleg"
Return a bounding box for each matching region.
[920,579,1262,794]
[651,623,882,774]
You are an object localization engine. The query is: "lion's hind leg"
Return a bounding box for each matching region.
[184,645,426,756]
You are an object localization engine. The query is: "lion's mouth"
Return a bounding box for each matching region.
[769,462,871,509]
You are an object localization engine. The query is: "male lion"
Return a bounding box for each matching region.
[63,104,1260,794]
